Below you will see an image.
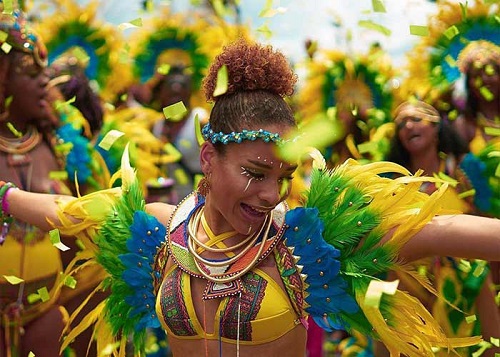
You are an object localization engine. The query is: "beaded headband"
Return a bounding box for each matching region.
[0,10,47,67]
[201,123,283,145]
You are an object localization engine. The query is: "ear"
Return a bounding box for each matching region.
[199,141,217,174]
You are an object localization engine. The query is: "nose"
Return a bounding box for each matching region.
[257,180,281,207]
[401,119,416,130]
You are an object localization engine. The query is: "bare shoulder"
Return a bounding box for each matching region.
[145,202,176,228]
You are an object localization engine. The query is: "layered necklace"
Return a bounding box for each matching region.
[0,125,42,155]
[477,112,500,129]
[187,205,273,284]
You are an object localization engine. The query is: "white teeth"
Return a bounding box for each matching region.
[247,205,268,214]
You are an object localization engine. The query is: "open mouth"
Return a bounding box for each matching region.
[408,133,421,142]
[241,203,268,219]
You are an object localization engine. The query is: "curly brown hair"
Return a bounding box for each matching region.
[202,39,298,152]
[203,39,296,100]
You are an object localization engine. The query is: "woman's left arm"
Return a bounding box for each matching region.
[399,214,500,262]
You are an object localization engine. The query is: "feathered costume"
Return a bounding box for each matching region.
[403,0,499,103]
[48,147,484,357]
[403,0,500,219]
[95,106,182,195]
[54,99,110,192]
[127,7,249,111]
[35,0,133,103]
[297,48,398,165]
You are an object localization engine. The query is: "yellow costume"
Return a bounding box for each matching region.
[157,193,303,344]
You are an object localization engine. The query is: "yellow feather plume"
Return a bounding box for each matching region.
[357,289,482,357]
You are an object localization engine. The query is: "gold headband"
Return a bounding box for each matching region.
[457,40,500,74]
[394,100,440,125]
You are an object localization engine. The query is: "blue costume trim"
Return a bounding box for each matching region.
[119,211,167,331]
[284,207,359,331]
[56,122,92,184]
[459,152,492,212]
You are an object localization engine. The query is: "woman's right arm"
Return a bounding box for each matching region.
[7,188,76,231]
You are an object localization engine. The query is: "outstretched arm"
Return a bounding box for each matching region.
[6,188,76,231]
[399,214,500,262]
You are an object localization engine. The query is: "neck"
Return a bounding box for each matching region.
[476,98,499,121]
[0,120,29,138]
[409,150,441,176]
[202,196,237,237]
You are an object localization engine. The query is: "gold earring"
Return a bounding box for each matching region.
[197,173,211,197]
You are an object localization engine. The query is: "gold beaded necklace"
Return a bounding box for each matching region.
[187,205,273,283]
[0,126,41,154]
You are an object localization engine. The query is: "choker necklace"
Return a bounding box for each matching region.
[194,209,253,255]
[0,126,42,154]
[188,206,266,266]
[187,205,273,283]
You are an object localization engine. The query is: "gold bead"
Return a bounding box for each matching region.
[326,297,331,303]
[357,221,362,226]
[316,258,322,263]
[306,238,312,244]
[373,258,378,263]
[323,284,328,289]
[294,226,299,232]
[319,271,324,276]
[147,230,152,235]
[348,202,353,207]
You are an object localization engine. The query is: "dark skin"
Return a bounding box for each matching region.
[453,60,500,145]
[152,70,194,142]
[0,51,65,357]
[1,51,103,357]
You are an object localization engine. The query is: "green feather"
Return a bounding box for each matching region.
[94,178,147,349]
[303,166,410,335]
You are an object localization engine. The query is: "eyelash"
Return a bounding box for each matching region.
[241,167,294,182]
[241,167,264,181]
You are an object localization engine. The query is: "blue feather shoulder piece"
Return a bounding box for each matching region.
[56,148,168,356]
[94,172,167,353]
[283,158,482,356]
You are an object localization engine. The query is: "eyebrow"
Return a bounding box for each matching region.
[247,159,298,173]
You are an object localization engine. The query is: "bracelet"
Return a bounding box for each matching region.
[0,182,18,245]
[0,182,18,216]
